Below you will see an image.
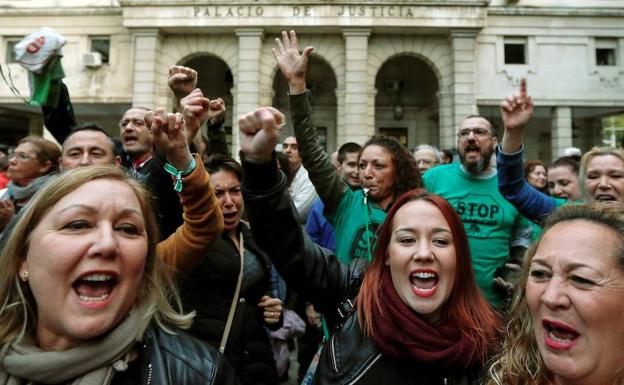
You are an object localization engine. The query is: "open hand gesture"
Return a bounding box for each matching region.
[146,108,193,170]
[272,30,313,95]
[238,107,285,163]
[168,65,198,100]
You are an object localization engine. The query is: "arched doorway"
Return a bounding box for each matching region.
[272,55,337,152]
[181,54,234,147]
[374,55,439,150]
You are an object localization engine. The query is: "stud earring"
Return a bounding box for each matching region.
[21,271,28,282]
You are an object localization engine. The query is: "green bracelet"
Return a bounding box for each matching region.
[164,157,196,192]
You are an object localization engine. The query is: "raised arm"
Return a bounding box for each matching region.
[147,109,224,273]
[168,65,198,108]
[498,79,557,222]
[43,82,76,143]
[238,107,352,315]
[273,30,346,214]
[205,97,230,156]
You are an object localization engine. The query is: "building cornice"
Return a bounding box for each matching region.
[487,6,624,17]
[119,0,490,6]
[0,7,121,17]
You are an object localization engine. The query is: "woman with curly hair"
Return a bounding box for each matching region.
[486,203,624,385]
[272,30,420,264]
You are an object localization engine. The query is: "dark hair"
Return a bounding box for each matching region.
[441,149,454,163]
[337,142,362,164]
[63,123,118,156]
[204,154,242,181]
[362,136,421,201]
[551,156,579,175]
[18,136,60,174]
[464,114,497,137]
[524,160,547,179]
[357,188,500,364]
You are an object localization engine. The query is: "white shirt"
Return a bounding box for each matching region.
[289,165,319,224]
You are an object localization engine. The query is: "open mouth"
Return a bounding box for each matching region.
[542,319,579,349]
[122,135,137,146]
[223,211,238,220]
[73,273,118,302]
[410,270,438,298]
[594,194,617,203]
[464,144,481,157]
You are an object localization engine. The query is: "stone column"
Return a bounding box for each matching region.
[131,29,166,109]
[233,28,264,157]
[450,29,478,133]
[551,106,573,159]
[335,87,346,147]
[342,28,372,145]
[438,89,455,149]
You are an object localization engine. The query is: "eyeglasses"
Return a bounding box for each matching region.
[9,152,37,161]
[457,128,492,138]
[416,159,437,166]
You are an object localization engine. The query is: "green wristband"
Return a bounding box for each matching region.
[164,157,196,192]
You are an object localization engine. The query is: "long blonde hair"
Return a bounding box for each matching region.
[0,166,193,347]
[486,203,624,385]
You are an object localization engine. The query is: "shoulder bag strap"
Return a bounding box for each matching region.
[219,232,245,353]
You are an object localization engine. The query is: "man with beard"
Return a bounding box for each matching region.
[423,115,530,307]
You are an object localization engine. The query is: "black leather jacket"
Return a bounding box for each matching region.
[134,326,240,385]
[241,156,479,385]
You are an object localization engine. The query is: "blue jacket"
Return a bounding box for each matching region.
[496,144,559,222]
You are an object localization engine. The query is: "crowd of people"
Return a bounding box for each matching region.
[0,29,622,385]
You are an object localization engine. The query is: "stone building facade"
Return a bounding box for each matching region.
[1,0,623,161]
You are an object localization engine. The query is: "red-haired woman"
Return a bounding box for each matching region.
[238,109,500,384]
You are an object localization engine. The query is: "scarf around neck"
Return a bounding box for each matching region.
[369,268,478,372]
[0,304,147,385]
[6,173,57,202]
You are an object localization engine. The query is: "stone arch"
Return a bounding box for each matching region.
[271,53,339,151]
[368,35,453,147]
[259,33,345,108]
[162,35,239,80]
[160,35,239,111]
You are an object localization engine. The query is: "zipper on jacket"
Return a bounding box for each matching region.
[146,362,152,385]
[330,334,339,373]
[346,353,382,385]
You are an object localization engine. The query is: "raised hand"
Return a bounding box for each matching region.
[238,107,285,163]
[500,79,534,132]
[180,88,211,143]
[145,108,193,170]
[500,78,534,153]
[168,65,198,100]
[207,97,226,125]
[272,30,313,95]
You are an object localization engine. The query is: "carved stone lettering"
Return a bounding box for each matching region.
[193,5,416,19]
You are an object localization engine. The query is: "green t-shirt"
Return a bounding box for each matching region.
[423,163,530,306]
[328,188,387,264]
